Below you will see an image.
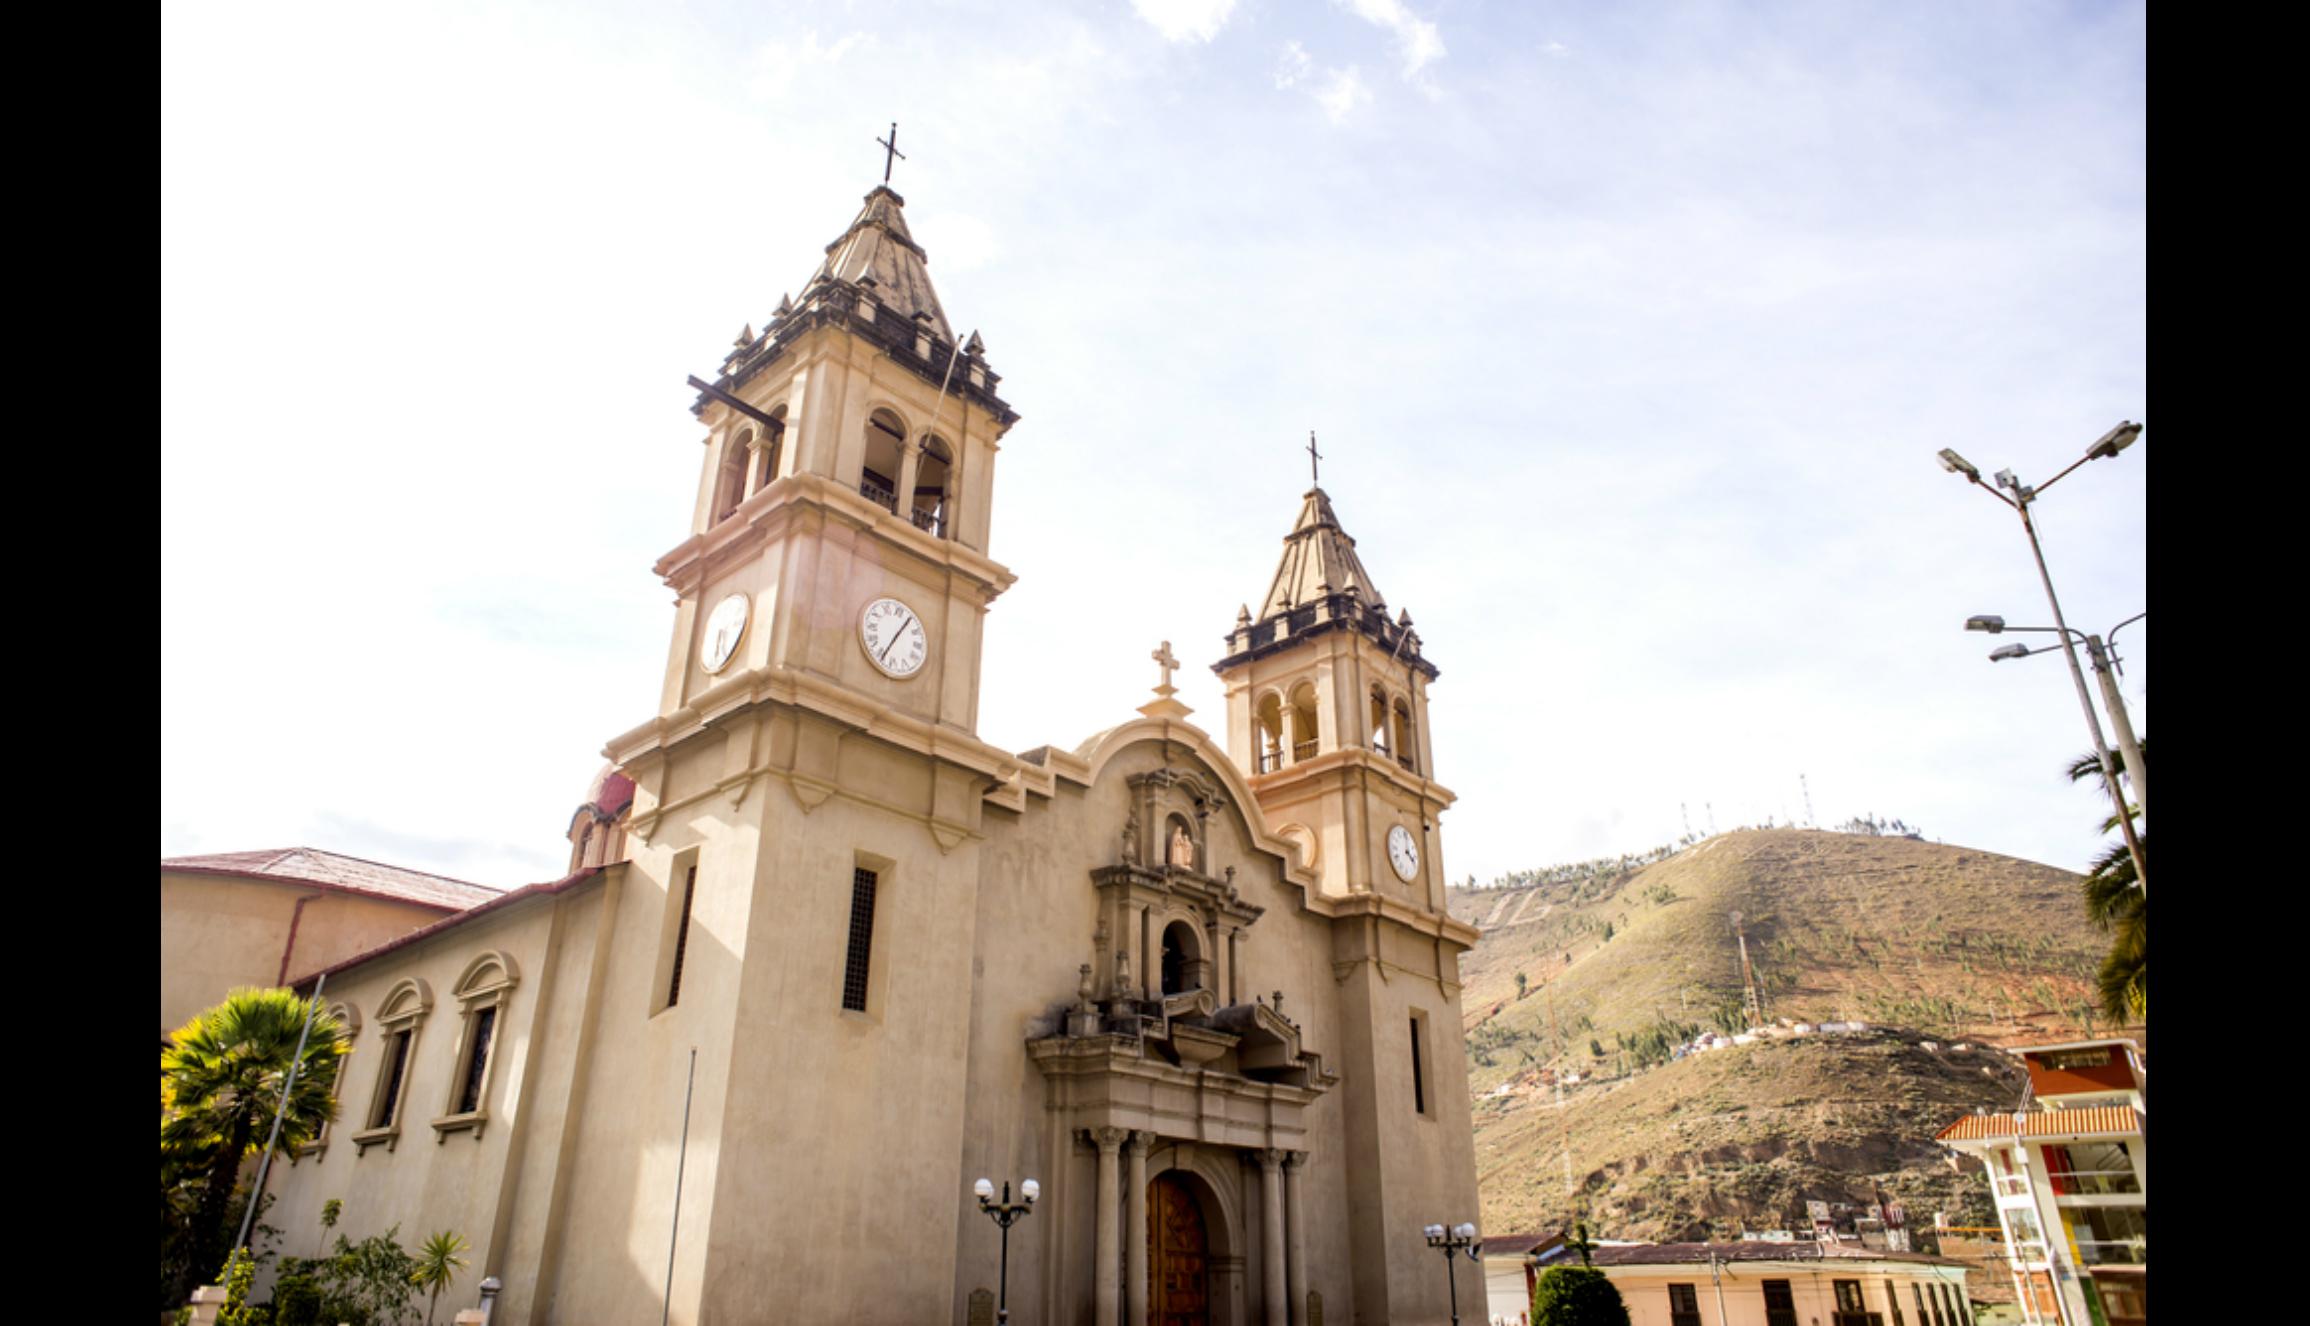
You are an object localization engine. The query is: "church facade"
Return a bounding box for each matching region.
[250,182,1483,1325]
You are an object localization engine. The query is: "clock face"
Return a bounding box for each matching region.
[859,596,929,679]
[701,593,750,673]
[1387,824,1420,882]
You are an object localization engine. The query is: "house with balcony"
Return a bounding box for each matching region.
[1936,1038,2145,1326]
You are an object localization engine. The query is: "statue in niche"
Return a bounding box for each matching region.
[1167,819,1197,870]
[1122,810,1139,863]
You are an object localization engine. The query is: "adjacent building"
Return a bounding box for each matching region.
[1488,1240,1975,1326]
[1935,1038,2146,1326]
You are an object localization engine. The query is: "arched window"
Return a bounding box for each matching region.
[861,409,906,514]
[712,428,752,525]
[1254,693,1285,773]
[355,979,432,1152]
[1160,920,1205,996]
[751,406,787,496]
[1369,687,1391,758]
[1166,814,1198,871]
[439,952,519,1138]
[1288,682,1319,763]
[910,434,952,537]
[1392,698,1417,773]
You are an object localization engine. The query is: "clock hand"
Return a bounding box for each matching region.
[878,618,909,663]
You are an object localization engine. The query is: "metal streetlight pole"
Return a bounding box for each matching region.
[1938,423,2146,896]
[1969,613,2147,833]
[974,1177,1039,1324]
[1425,1222,1481,1326]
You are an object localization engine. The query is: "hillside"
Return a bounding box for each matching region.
[1454,828,2126,1242]
[1474,1027,2023,1241]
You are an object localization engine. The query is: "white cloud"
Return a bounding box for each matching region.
[1340,0,1444,79]
[1131,0,1238,43]
[747,30,871,100]
[1543,40,1569,58]
[1275,40,1314,89]
[1315,66,1371,123]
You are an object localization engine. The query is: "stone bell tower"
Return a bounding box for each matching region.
[1213,483,1453,911]
[593,182,1037,1325]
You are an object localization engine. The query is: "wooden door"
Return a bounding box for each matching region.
[1150,1174,1210,1326]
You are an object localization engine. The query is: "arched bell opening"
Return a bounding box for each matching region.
[1368,686,1391,759]
[910,434,952,537]
[1391,698,1417,774]
[1287,682,1319,763]
[1253,693,1285,774]
[712,427,752,525]
[861,408,907,514]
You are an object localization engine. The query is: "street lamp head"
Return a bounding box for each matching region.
[1992,468,2020,493]
[2086,420,2142,460]
[1454,1222,1479,1240]
[1965,615,2005,634]
[1424,1224,1446,1240]
[1021,1179,1040,1204]
[973,1177,995,1201]
[1988,644,2032,662]
[1936,449,1979,479]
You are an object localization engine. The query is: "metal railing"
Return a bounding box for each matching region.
[1396,751,1418,773]
[1257,749,1283,774]
[2046,1170,2141,1196]
[2072,1238,2146,1267]
[860,475,898,514]
[1292,740,1318,761]
[909,503,946,538]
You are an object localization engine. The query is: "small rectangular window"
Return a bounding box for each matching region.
[1763,1279,1798,1326]
[1832,1280,1867,1326]
[455,1006,497,1115]
[1668,1283,1702,1326]
[842,867,878,1012]
[1887,1278,1904,1326]
[1409,1015,1427,1115]
[666,865,699,1008]
[371,1029,412,1128]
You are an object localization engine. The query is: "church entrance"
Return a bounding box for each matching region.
[1149,1172,1211,1326]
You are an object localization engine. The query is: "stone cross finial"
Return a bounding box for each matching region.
[1307,430,1323,486]
[1151,641,1179,696]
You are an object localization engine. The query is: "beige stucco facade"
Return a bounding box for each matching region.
[250,184,1483,1325]
[159,859,492,1041]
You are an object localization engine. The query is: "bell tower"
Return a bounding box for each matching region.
[1213,484,1454,911]
[651,184,1021,744]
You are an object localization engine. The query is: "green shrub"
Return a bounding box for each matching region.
[1533,1265,1631,1326]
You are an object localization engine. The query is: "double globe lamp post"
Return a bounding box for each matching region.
[1424,1221,1481,1326]
[1938,421,2146,896]
[973,1177,1039,1325]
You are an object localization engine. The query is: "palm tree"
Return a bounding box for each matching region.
[414,1229,471,1326]
[2068,741,2146,1021]
[160,988,347,1304]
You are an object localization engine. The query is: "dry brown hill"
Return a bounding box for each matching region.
[1452,828,2128,1243]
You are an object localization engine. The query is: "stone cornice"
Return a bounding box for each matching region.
[652,471,1017,601]
[1244,746,1458,809]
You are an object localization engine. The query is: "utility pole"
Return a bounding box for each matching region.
[1731,911,1762,1030]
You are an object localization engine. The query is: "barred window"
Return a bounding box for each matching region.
[1763,1280,1798,1326]
[1668,1283,1701,1326]
[842,867,878,1012]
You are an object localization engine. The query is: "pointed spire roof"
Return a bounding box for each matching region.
[1215,486,1435,680]
[1257,488,1385,619]
[803,186,952,340]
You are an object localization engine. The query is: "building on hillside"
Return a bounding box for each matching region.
[1490,1240,1975,1326]
[1935,1038,2146,1326]
[159,848,503,1041]
[200,176,1487,1325]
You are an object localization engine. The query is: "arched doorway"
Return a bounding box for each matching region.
[1149,1172,1212,1326]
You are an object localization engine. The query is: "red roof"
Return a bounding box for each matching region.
[1936,1105,2141,1143]
[1584,1242,1962,1269]
[161,847,504,912]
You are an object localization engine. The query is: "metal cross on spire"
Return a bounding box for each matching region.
[876,122,906,185]
[1307,430,1323,487]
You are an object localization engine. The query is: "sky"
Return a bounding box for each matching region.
[161,0,2146,892]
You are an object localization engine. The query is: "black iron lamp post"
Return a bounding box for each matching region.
[1424,1221,1481,1326]
[973,1176,1039,1324]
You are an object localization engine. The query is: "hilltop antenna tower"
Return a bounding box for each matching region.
[1801,774,1817,828]
[1681,803,1695,839]
[1706,802,1719,835]
[1730,910,1763,1030]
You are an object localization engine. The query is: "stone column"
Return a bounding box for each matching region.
[1283,1151,1308,1324]
[895,446,922,519]
[1126,1132,1151,1326]
[1259,1149,1288,1325]
[1094,1128,1126,1326]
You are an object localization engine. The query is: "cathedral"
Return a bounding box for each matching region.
[223,178,1484,1325]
